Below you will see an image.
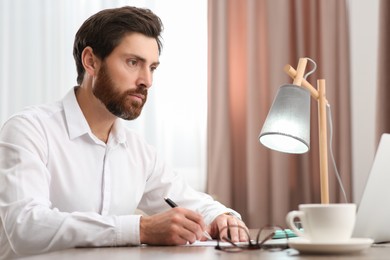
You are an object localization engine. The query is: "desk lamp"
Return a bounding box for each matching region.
[259,57,329,204]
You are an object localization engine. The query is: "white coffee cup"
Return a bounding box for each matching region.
[286,203,356,243]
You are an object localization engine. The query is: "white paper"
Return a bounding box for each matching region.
[182,239,290,247]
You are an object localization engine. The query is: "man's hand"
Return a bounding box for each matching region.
[140,207,206,245]
[207,213,249,242]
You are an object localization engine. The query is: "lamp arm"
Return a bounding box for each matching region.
[318,79,329,204]
[284,64,319,99]
[292,58,308,86]
[283,59,330,204]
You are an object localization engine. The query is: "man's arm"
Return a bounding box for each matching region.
[135,146,248,243]
[0,117,138,258]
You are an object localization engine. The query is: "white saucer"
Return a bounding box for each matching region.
[288,238,374,254]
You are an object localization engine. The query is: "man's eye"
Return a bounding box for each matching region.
[150,66,158,72]
[127,59,138,67]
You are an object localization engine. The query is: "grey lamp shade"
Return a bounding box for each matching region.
[259,84,311,154]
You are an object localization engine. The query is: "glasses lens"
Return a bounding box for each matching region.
[257,226,288,251]
[215,225,288,253]
[216,225,250,252]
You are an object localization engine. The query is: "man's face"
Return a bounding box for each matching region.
[92,33,160,120]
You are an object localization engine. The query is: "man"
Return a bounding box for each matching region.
[0,6,247,258]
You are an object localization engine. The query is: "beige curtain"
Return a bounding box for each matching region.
[207,0,352,228]
[377,0,390,143]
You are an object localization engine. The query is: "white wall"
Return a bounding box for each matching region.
[0,0,207,192]
[348,0,380,203]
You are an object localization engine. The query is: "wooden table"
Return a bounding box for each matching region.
[17,243,390,260]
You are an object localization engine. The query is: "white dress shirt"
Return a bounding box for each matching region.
[0,87,239,259]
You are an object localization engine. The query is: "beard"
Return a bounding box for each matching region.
[92,63,148,120]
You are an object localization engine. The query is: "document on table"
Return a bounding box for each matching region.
[182,239,290,247]
[182,240,243,247]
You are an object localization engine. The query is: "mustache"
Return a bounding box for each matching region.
[124,86,148,97]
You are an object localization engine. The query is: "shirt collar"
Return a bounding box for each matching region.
[63,87,90,140]
[109,119,127,145]
[62,87,127,144]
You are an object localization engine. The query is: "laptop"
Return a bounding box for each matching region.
[353,133,390,243]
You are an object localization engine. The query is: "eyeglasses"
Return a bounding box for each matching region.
[215,225,289,253]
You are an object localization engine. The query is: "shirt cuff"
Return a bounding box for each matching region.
[224,211,242,220]
[116,215,141,246]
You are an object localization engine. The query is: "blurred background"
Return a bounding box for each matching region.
[0,0,208,192]
[0,0,383,228]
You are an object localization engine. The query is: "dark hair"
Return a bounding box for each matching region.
[73,6,163,84]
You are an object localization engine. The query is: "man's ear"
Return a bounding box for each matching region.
[81,47,99,77]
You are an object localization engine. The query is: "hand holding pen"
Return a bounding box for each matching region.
[164,197,213,241]
[139,199,211,245]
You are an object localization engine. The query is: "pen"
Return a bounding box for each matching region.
[164,197,213,241]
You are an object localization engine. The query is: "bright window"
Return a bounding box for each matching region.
[0,0,207,191]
